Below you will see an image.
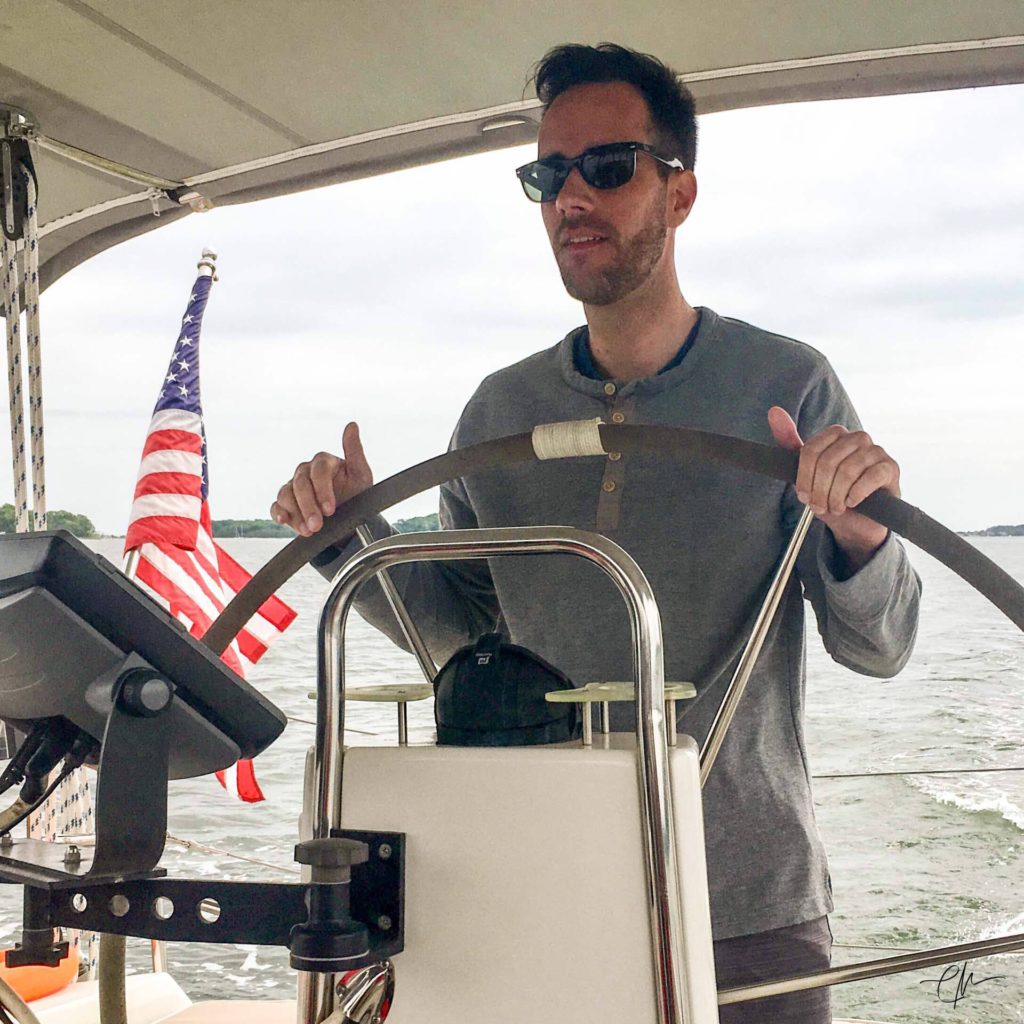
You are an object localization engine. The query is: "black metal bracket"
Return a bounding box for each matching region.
[0,830,404,969]
[0,654,173,889]
[0,136,35,243]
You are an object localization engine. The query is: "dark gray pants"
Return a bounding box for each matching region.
[714,916,832,1024]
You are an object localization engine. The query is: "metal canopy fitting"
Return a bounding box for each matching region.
[1,104,37,243]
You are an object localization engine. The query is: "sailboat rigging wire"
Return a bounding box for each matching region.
[287,714,375,736]
[356,523,437,685]
[700,504,814,784]
[164,833,299,876]
[814,765,1024,779]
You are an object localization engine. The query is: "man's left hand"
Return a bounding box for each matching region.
[768,406,899,572]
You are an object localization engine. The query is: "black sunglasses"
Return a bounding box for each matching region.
[515,141,685,203]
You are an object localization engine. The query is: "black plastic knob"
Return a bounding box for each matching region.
[295,838,369,870]
[117,669,174,718]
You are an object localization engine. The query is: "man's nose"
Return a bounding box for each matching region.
[554,167,595,215]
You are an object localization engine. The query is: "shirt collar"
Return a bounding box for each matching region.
[572,309,703,381]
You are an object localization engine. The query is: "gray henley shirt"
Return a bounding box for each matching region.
[319,307,921,939]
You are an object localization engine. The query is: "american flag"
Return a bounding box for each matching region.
[125,265,296,802]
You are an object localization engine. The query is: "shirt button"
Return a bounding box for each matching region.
[608,452,621,462]
[611,412,625,424]
[602,480,616,493]
[603,382,616,396]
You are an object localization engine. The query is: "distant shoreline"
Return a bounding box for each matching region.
[205,515,1021,539]
[958,524,1024,537]
[32,514,1024,540]
[207,513,442,539]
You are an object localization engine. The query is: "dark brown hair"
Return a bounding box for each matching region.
[532,43,697,170]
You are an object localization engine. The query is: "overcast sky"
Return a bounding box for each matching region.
[24,83,1024,535]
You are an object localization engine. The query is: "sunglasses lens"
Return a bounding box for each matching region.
[581,148,636,190]
[518,162,565,203]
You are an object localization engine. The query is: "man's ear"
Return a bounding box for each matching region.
[667,170,697,228]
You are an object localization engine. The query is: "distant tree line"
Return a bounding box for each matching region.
[961,524,1024,537]
[211,512,441,538]
[212,518,293,538]
[0,504,97,537]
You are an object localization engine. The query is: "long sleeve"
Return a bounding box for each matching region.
[786,362,922,678]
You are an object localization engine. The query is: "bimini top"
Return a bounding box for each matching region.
[3,0,1023,292]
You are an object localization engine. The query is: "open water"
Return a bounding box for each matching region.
[1,535,1021,1023]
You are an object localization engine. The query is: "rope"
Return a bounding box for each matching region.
[1,162,45,532]
[532,418,605,459]
[1,228,28,533]
[23,168,44,531]
[3,160,93,969]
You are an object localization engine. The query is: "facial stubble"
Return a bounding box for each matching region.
[555,195,669,307]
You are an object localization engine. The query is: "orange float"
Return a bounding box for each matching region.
[0,944,79,1002]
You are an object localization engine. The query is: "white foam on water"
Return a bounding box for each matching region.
[910,774,1024,831]
[977,911,1024,942]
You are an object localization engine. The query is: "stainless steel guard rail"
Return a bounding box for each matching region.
[298,526,703,1024]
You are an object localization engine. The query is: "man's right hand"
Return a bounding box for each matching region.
[271,422,373,537]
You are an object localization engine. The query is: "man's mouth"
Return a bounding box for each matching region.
[560,231,609,252]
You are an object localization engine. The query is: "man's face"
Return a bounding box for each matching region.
[537,81,674,306]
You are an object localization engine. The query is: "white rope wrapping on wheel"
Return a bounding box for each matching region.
[1,227,29,532]
[531,418,606,460]
[24,170,45,531]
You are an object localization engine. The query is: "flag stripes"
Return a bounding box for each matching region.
[123,267,296,804]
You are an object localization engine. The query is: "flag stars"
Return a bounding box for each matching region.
[178,336,193,347]
[166,373,178,383]
[178,360,190,371]
[182,314,193,324]
[178,385,189,397]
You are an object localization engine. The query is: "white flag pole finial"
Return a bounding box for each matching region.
[197,248,218,279]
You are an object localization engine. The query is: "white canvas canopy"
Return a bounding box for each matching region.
[2,0,1023,292]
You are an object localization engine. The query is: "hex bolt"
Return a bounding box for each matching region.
[376,915,392,932]
[0,832,12,849]
[377,843,392,861]
[63,845,81,866]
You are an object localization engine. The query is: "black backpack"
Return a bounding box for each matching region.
[433,633,581,746]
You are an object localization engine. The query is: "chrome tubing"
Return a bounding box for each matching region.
[299,526,695,1024]
[720,930,1024,1005]
[355,524,437,685]
[699,505,814,785]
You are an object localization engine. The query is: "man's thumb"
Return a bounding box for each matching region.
[342,421,371,476]
[767,406,803,451]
